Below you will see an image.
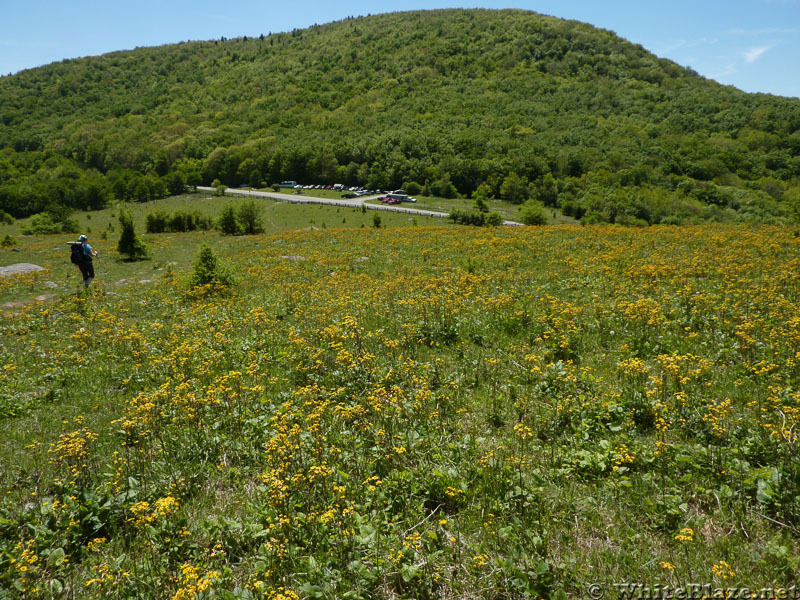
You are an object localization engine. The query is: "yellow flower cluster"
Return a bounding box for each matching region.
[47,425,98,479]
[674,527,694,543]
[128,495,180,526]
[171,563,220,600]
[712,560,736,580]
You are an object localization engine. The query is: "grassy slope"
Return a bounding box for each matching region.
[2,223,799,598]
[0,195,452,304]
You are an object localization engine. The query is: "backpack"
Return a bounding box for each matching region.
[70,242,85,265]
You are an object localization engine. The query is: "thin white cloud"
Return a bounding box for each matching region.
[729,26,800,35]
[709,62,739,80]
[655,37,718,55]
[744,44,773,63]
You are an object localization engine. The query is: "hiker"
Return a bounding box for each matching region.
[70,234,99,288]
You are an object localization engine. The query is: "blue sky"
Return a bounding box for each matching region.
[2,0,799,98]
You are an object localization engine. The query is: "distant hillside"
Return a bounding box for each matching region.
[1,9,800,224]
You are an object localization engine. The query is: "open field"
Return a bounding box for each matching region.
[1,224,799,599]
[363,195,575,224]
[2,193,448,239]
[0,196,448,305]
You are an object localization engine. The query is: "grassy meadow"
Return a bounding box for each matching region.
[1,213,800,598]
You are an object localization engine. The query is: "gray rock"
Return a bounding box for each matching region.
[0,263,45,277]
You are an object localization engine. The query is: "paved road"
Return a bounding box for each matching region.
[196,187,522,226]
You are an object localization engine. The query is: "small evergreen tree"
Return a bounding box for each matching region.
[189,244,234,289]
[117,208,148,260]
[218,205,239,235]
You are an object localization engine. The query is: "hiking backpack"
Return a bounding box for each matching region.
[70,242,85,265]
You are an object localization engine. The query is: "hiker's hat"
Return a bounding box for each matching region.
[78,234,88,242]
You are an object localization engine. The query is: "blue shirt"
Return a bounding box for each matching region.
[82,243,93,260]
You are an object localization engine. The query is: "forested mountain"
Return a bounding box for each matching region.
[2,8,800,225]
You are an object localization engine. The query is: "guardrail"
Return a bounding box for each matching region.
[196,187,522,226]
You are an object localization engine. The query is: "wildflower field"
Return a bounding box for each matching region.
[1,225,799,599]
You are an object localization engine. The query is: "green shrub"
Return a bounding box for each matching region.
[403,181,422,195]
[450,209,489,226]
[189,243,235,290]
[117,208,148,260]
[147,210,212,233]
[581,210,608,225]
[218,205,239,235]
[1,234,17,247]
[217,203,261,235]
[21,212,62,235]
[520,202,548,226]
[236,201,264,234]
[485,211,504,226]
[146,210,169,233]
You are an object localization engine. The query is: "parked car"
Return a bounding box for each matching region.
[342,192,358,199]
[386,192,416,203]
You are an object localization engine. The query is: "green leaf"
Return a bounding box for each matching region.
[401,564,420,582]
[756,479,774,504]
[47,547,66,567]
[536,560,550,575]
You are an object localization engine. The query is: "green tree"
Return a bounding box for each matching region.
[117,208,148,260]
[403,181,422,195]
[134,180,150,202]
[189,244,234,289]
[185,171,202,191]
[520,201,548,225]
[500,172,529,204]
[218,205,239,235]
[165,172,186,196]
[237,200,264,234]
[535,173,558,207]
[431,175,458,199]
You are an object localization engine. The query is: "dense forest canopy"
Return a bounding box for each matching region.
[2,8,800,225]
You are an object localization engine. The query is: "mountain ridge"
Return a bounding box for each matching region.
[1,8,799,224]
